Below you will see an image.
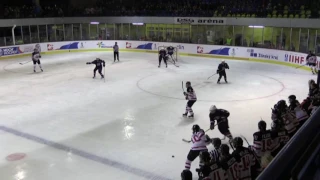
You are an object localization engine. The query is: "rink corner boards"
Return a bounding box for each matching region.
[0,48,311,72]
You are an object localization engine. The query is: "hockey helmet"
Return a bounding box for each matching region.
[309,79,316,85]
[181,169,192,180]
[233,137,243,148]
[192,124,200,133]
[219,144,230,155]
[288,95,296,101]
[277,100,287,110]
[209,105,217,112]
[222,60,225,63]
[258,120,267,131]
[211,138,222,149]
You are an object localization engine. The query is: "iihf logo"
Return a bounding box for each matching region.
[284,54,289,62]
[126,42,132,48]
[197,46,204,53]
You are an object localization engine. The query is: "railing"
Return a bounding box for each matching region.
[257,108,320,180]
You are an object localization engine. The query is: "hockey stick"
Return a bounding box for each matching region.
[182,81,185,92]
[19,60,32,65]
[295,64,306,69]
[167,57,179,67]
[207,69,225,80]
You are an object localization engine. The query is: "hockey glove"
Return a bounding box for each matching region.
[210,123,215,130]
[39,55,41,58]
[86,62,91,64]
[103,65,105,67]
[183,92,187,96]
[216,70,219,73]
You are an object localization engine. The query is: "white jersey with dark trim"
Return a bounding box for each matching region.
[190,129,208,150]
[186,87,197,100]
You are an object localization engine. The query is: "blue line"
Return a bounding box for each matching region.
[0,126,172,180]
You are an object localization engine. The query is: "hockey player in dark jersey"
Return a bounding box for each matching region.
[209,105,233,141]
[270,122,289,157]
[232,137,256,180]
[86,58,105,79]
[166,46,176,64]
[158,47,168,68]
[217,60,230,84]
[32,48,43,72]
[183,81,197,118]
[220,144,240,180]
[181,169,192,180]
[301,79,319,115]
[196,151,212,179]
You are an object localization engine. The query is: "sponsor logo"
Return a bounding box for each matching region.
[248,49,278,60]
[175,17,225,25]
[197,46,204,53]
[47,44,54,51]
[0,49,3,56]
[284,54,305,64]
[97,42,112,48]
[177,45,184,50]
[22,45,34,53]
[126,42,132,48]
[0,47,20,56]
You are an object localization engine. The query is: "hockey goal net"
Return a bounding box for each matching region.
[158,46,179,62]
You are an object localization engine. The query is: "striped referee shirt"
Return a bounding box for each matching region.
[209,148,220,163]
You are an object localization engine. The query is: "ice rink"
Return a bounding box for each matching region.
[0,51,313,180]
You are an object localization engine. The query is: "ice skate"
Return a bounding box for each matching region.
[101,75,104,79]
[188,114,194,118]
[183,113,187,117]
[158,65,160,68]
[217,81,220,84]
[34,70,36,73]
[93,76,96,79]
[41,69,43,72]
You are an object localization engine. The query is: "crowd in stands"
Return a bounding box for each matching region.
[181,77,320,180]
[2,0,320,18]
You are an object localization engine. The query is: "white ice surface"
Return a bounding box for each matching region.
[0,51,313,180]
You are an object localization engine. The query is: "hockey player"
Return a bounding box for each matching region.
[32,48,43,72]
[217,60,229,84]
[209,105,233,141]
[270,122,289,157]
[276,100,299,137]
[252,120,272,162]
[86,58,105,79]
[306,51,317,74]
[183,81,197,118]
[209,138,221,163]
[288,95,309,128]
[158,47,168,68]
[220,144,240,180]
[113,42,119,62]
[197,151,225,180]
[166,46,176,63]
[184,124,210,170]
[196,151,212,179]
[232,137,256,180]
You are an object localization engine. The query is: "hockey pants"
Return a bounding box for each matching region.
[185,149,208,169]
[94,67,103,77]
[159,56,167,66]
[218,120,232,139]
[185,100,196,115]
[114,52,119,61]
[218,72,227,82]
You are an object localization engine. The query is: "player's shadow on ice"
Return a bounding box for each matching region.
[177,117,195,126]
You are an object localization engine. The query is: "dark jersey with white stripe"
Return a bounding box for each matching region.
[209,148,220,163]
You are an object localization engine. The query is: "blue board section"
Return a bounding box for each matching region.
[136,43,153,50]
[59,42,79,49]
[208,48,230,55]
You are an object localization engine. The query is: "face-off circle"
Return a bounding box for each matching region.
[136,70,285,102]
[6,153,26,161]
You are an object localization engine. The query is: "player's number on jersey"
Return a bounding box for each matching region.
[229,163,239,179]
[241,155,251,170]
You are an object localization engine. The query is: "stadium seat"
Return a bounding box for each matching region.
[289,14,294,18]
[295,14,299,18]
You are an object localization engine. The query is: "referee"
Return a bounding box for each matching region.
[113,42,119,62]
[209,138,221,162]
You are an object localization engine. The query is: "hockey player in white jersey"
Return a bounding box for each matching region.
[306,51,317,74]
[32,48,43,72]
[183,81,197,118]
[184,124,210,170]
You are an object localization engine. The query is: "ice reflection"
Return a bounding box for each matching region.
[123,109,135,140]
[14,166,26,180]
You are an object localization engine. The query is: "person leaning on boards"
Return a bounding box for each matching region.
[113,42,119,62]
